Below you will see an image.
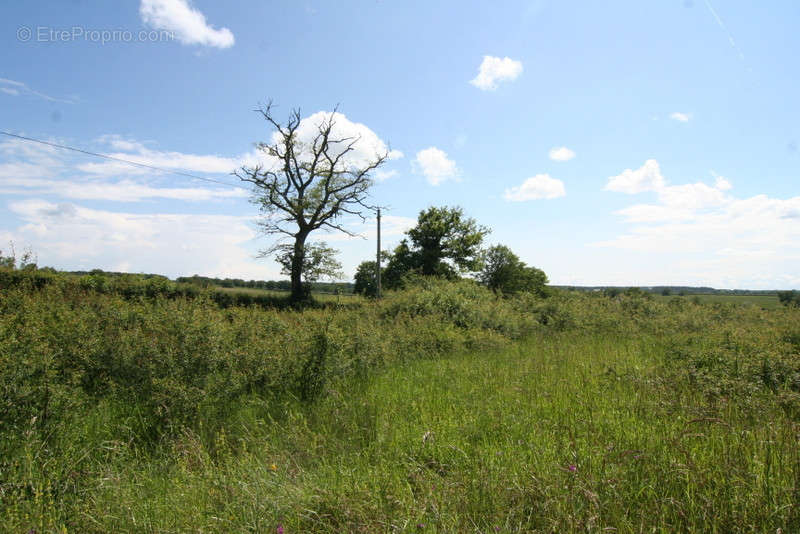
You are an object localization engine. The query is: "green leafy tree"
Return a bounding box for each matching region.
[236,103,390,302]
[353,260,379,296]
[275,242,344,296]
[479,244,548,296]
[384,206,489,287]
[778,290,799,307]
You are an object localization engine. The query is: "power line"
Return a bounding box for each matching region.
[0,130,243,188]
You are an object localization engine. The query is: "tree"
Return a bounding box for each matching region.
[275,242,344,293]
[353,260,379,297]
[384,206,489,287]
[778,290,799,307]
[236,103,390,302]
[478,244,548,296]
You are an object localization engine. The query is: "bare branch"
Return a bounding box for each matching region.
[235,101,391,300]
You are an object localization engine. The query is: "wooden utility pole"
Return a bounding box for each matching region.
[376,208,382,298]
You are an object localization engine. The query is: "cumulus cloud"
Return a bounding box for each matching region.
[549,146,576,162]
[140,0,235,48]
[670,112,692,122]
[280,111,402,172]
[413,147,459,185]
[597,161,800,288]
[469,56,523,91]
[6,199,276,279]
[504,174,566,201]
[712,173,732,191]
[605,159,665,194]
[605,160,733,210]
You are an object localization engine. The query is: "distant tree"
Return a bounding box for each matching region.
[353,260,379,296]
[604,287,622,298]
[384,206,489,287]
[478,244,548,296]
[236,102,390,302]
[0,242,36,271]
[661,288,671,296]
[275,242,344,294]
[778,290,799,307]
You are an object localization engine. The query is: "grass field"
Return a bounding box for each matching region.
[653,293,781,309]
[57,333,798,532]
[216,285,363,304]
[2,274,799,532]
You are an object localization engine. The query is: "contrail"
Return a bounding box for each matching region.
[703,0,747,64]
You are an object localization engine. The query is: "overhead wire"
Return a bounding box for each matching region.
[0,130,243,188]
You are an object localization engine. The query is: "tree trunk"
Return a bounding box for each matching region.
[290,232,309,302]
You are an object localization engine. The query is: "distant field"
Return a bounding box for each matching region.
[215,285,362,303]
[653,293,780,309]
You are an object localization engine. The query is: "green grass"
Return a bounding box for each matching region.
[216,285,363,303]
[3,276,799,532]
[21,333,798,533]
[654,293,781,309]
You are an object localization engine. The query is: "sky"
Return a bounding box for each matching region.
[1,0,799,289]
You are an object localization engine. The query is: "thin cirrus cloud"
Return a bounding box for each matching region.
[0,77,76,104]
[413,147,459,185]
[139,0,235,48]
[669,112,692,123]
[0,134,248,202]
[469,56,523,91]
[549,146,576,162]
[504,174,566,201]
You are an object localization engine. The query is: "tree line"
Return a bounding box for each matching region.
[353,206,548,297]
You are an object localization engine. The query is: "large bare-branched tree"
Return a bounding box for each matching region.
[235,103,389,301]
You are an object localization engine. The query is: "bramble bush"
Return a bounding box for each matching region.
[2,267,800,531]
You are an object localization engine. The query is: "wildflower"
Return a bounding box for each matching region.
[416,523,425,529]
[277,525,284,534]
[270,463,278,471]
[568,464,577,472]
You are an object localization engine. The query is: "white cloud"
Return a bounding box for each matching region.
[0,135,247,202]
[713,174,732,190]
[6,199,276,279]
[469,56,523,91]
[413,147,458,185]
[140,0,235,49]
[0,77,75,104]
[605,159,665,194]
[321,214,416,242]
[597,162,800,288]
[605,160,734,211]
[549,146,576,162]
[504,174,566,201]
[283,111,402,172]
[670,112,692,122]
[374,169,398,182]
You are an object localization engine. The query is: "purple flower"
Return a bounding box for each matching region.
[417,523,425,529]
[568,464,577,472]
[277,525,284,534]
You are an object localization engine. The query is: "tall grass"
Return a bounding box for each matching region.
[1,271,798,532]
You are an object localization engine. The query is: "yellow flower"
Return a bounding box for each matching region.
[270,463,278,471]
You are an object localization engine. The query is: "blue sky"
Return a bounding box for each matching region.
[1,0,798,288]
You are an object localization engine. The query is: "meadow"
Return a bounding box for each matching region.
[652,293,781,310]
[1,270,799,532]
